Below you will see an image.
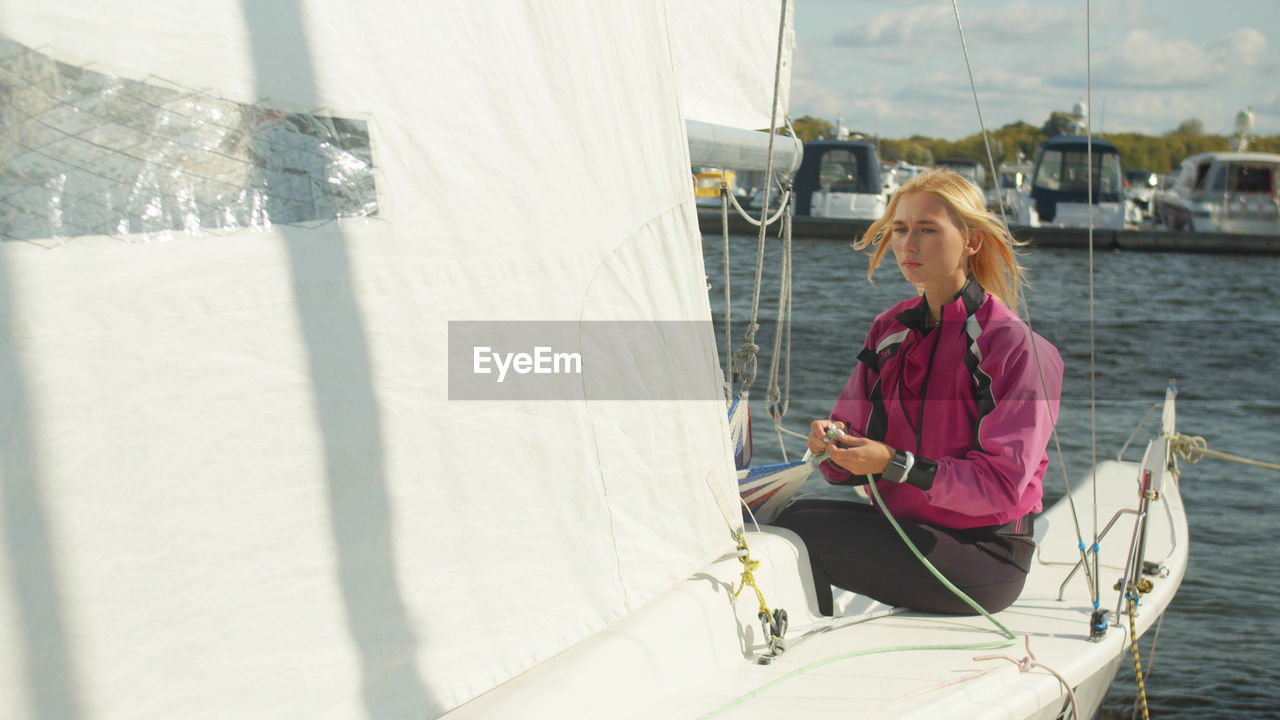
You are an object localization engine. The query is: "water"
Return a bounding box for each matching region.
[702,232,1280,719]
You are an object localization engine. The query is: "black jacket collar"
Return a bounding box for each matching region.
[894,278,987,332]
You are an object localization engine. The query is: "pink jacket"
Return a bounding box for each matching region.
[821,280,1063,530]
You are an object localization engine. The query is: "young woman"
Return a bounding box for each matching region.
[773,168,1063,616]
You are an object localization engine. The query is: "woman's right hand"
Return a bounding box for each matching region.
[808,419,847,455]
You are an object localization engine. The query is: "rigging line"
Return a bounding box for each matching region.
[1085,0,1101,609]
[782,206,794,415]
[949,1,1009,233]
[767,213,795,460]
[950,0,1097,603]
[726,186,791,227]
[765,208,793,411]
[722,178,734,401]
[1118,402,1161,461]
[705,0,798,544]
[739,0,792,393]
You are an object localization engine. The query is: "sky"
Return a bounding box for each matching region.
[790,0,1280,140]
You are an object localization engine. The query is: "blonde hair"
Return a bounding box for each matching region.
[855,168,1028,311]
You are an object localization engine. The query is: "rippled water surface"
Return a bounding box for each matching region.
[703,232,1280,719]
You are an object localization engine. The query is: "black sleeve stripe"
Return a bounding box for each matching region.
[865,378,888,441]
[964,319,996,453]
[857,346,879,373]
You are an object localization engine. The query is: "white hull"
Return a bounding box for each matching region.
[1050,202,1126,230]
[1155,195,1280,235]
[809,190,887,220]
[1155,151,1280,234]
[450,438,1187,719]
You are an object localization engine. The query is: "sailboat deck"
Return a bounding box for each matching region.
[447,458,1186,719]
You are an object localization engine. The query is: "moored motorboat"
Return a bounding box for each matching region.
[1029,135,1126,229]
[1153,151,1280,234]
[793,140,887,220]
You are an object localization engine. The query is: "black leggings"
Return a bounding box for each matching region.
[772,499,1035,616]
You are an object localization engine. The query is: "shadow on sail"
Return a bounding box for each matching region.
[0,249,85,720]
[240,2,438,716]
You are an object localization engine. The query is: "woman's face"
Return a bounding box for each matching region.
[889,191,977,295]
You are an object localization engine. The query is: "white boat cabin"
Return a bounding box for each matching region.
[1154,151,1280,234]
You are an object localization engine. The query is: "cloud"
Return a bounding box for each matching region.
[1094,90,1227,135]
[1208,28,1268,68]
[959,1,1082,45]
[1056,27,1271,90]
[831,5,950,48]
[790,1,1278,138]
[974,67,1056,96]
[832,1,1080,49]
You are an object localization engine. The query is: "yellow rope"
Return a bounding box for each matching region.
[1126,592,1151,720]
[733,532,770,616]
[1169,433,1280,472]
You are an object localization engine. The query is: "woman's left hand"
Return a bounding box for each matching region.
[825,435,896,477]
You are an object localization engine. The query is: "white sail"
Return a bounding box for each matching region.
[672,0,799,173]
[0,1,760,716]
[669,0,794,132]
[1,3,1191,720]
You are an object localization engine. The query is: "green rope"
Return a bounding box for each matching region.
[698,454,1016,719]
[864,477,1016,639]
[698,638,1014,719]
[814,429,1014,640]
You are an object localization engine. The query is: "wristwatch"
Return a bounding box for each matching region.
[882,450,915,483]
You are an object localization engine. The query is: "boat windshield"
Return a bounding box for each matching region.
[818,150,863,192]
[1204,163,1279,194]
[1033,149,1123,196]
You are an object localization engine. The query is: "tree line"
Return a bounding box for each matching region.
[791,113,1280,182]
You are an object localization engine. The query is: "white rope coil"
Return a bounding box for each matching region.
[1170,433,1280,472]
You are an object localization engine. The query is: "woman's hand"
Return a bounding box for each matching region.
[808,419,847,455]
[825,434,896,477]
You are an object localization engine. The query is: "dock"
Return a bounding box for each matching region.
[697,210,1280,254]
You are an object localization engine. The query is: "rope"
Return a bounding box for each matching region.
[721,182,733,401]
[974,636,1080,720]
[765,197,795,459]
[773,423,809,441]
[733,532,770,615]
[1132,612,1165,719]
[698,468,1017,719]
[696,638,1013,720]
[865,475,1016,640]
[1126,591,1151,720]
[735,0,791,395]
[1169,433,1280,471]
[733,530,790,664]
[711,0,795,666]
[701,429,1022,717]
[726,185,791,227]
